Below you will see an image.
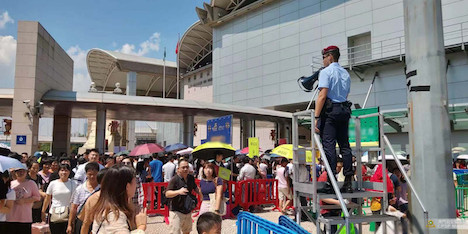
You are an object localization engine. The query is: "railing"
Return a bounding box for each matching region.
[311,21,468,71]
[384,135,429,231]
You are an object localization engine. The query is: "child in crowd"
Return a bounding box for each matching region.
[196,212,222,234]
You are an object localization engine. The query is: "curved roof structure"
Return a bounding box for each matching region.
[87,49,178,97]
[178,21,212,72]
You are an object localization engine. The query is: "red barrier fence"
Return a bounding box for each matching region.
[142,182,170,224]
[236,179,279,211]
[142,178,279,224]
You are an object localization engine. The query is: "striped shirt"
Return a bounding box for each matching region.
[72,181,100,211]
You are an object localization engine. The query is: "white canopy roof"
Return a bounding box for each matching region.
[87,49,178,97]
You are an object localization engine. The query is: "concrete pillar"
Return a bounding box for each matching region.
[278,123,291,144]
[127,71,137,149]
[127,121,136,150]
[404,0,455,233]
[95,106,106,154]
[183,115,194,146]
[126,72,137,96]
[241,119,255,148]
[52,114,71,156]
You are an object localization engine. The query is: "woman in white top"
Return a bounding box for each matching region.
[42,164,77,234]
[91,165,147,234]
[0,171,15,232]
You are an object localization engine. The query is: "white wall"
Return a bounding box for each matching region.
[212,0,468,108]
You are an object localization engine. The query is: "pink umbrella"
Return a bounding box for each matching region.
[129,143,164,156]
[240,147,262,154]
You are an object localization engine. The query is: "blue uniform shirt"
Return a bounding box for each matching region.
[318,62,351,103]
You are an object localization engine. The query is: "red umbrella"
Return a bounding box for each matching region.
[129,143,164,156]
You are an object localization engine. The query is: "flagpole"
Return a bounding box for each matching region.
[163,47,166,99]
[176,33,180,99]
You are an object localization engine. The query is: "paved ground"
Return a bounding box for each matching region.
[147,206,374,234]
[146,206,468,234]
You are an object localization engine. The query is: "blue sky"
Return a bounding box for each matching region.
[0,0,205,90]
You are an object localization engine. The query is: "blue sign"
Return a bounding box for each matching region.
[16,135,27,145]
[207,115,232,144]
[201,139,208,144]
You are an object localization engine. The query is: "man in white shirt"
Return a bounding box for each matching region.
[74,149,104,183]
[162,155,177,182]
[259,158,268,179]
[276,158,291,213]
[238,157,256,181]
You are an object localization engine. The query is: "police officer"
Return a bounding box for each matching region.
[314,46,353,193]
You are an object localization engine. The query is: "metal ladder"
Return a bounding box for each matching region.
[291,109,428,234]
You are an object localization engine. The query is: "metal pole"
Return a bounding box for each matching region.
[177,34,180,99]
[379,114,388,234]
[306,87,320,111]
[403,0,456,233]
[384,135,428,216]
[163,59,166,98]
[362,73,377,109]
[311,112,317,214]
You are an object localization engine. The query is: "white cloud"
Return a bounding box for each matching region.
[66,45,91,92]
[0,11,14,29]
[67,45,87,71]
[0,35,16,88]
[116,32,160,56]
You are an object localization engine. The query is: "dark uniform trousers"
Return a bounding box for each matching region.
[318,102,353,176]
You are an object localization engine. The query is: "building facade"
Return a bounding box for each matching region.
[185,0,468,150]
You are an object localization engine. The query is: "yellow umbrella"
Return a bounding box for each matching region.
[192,142,236,160]
[271,144,313,162]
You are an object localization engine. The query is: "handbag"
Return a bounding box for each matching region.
[208,177,228,215]
[208,193,227,215]
[183,193,198,214]
[50,206,70,223]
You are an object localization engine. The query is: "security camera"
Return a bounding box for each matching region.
[23,100,30,104]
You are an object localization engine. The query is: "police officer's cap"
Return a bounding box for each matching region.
[322,45,339,55]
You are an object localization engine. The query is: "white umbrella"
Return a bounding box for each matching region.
[457,154,468,160]
[453,147,466,153]
[378,154,407,161]
[176,147,193,155]
[0,143,10,150]
[0,155,26,172]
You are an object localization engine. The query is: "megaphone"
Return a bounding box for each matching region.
[297,67,324,92]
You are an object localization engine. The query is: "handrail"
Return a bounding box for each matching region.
[313,133,350,218]
[383,135,429,232]
[310,20,468,71]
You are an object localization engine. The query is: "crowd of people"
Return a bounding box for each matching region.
[0,146,417,234]
[0,149,227,234]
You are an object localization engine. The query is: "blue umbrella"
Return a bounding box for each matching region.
[165,143,188,152]
[0,155,26,172]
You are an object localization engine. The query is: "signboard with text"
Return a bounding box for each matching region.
[248,137,259,158]
[349,107,380,147]
[207,115,232,144]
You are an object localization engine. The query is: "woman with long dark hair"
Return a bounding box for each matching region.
[91,165,146,233]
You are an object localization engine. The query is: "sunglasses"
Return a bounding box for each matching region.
[322,54,330,59]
